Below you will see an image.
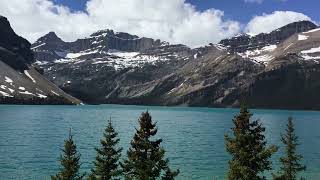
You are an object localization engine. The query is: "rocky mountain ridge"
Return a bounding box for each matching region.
[220,20,317,53]
[32,29,167,63]
[32,20,320,109]
[0,16,81,105]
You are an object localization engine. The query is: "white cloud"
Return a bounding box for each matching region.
[0,0,240,47]
[245,11,312,35]
[0,0,94,43]
[0,1,314,48]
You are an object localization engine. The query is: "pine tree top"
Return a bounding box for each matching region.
[225,105,278,180]
[138,111,158,137]
[121,111,179,179]
[52,128,85,180]
[275,117,306,180]
[91,118,122,179]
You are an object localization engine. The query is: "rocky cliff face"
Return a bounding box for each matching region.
[32,21,320,109]
[247,62,320,110]
[33,41,192,103]
[0,16,34,71]
[0,16,81,105]
[220,21,317,53]
[87,29,163,52]
[32,29,165,63]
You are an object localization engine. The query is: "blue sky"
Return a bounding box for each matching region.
[187,0,319,23]
[53,0,320,24]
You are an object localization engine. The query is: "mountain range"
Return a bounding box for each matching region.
[0,16,81,105]
[2,14,320,110]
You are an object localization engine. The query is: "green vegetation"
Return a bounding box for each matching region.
[225,105,278,180]
[121,111,179,180]
[273,117,306,180]
[50,108,307,180]
[51,129,85,180]
[52,111,178,179]
[89,119,123,180]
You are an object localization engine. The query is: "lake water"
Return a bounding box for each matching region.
[0,105,319,179]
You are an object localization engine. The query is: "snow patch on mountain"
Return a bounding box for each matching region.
[298,34,309,41]
[300,46,320,61]
[107,50,139,58]
[194,53,198,59]
[91,52,171,70]
[262,45,277,51]
[31,43,46,50]
[19,91,35,96]
[5,76,13,83]
[239,45,276,57]
[238,44,276,64]
[35,61,49,65]
[24,70,36,83]
[252,55,275,63]
[214,44,227,51]
[301,47,320,54]
[303,28,320,34]
[54,59,77,64]
[301,54,320,60]
[8,88,14,93]
[0,90,13,97]
[37,93,47,98]
[48,46,176,69]
[51,90,60,96]
[66,50,99,59]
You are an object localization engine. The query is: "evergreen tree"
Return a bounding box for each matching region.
[273,117,306,180]
[52,129,85,180]
[90,119,123,180]
[225,105,278,180]
[121,111,179,180]
[161,168,180,180]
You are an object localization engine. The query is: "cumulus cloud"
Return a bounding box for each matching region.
[0,0,94,43]
[0,0,240,47]
[0,1,314,47]
[245,11,312,35]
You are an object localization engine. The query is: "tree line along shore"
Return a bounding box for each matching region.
[51,105,306,180]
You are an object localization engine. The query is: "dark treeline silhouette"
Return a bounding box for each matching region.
[272,117,306,180]
[52,107,306,180]
[225,105,278,179]
[89,119,122,180]
[51,129,85,180]
[52,111,178,180]
[121,111,179,180]
[0,95,75,105]
[225,105,306,180]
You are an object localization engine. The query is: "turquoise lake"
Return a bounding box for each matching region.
[0,105,319,179]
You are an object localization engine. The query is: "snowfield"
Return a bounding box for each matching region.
[298,34,309,41]
[301,47,320,54]
[238,44,277,64]
[300,46,320,61]
[0,90,13,97]
[5,76,13,83]
[47,48,174,70]
[24,70,36,83]
[303,28,320,34]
